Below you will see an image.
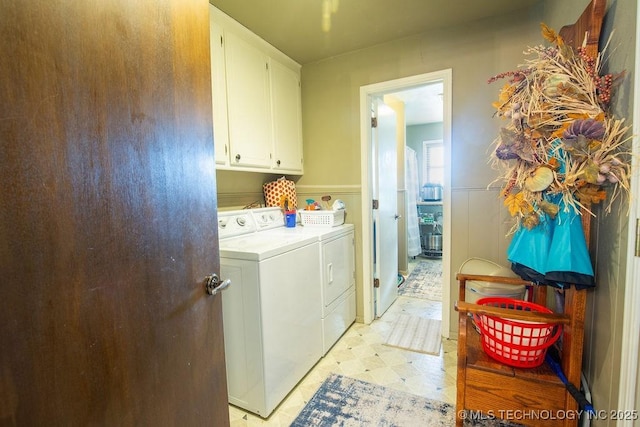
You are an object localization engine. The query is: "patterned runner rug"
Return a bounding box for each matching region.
[399,260,442,301]
[291,374,518,426]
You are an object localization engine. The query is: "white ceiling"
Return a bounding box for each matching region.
[388,82,444,125]
[209,0,541,124]
[209,0,541,65]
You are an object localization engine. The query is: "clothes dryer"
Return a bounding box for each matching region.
[251,207,356,354]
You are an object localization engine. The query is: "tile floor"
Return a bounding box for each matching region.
[228,258,455,426]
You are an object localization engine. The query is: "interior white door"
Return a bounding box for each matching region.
[373,97,398,317]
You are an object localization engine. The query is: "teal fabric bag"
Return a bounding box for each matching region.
[507,196,594,288]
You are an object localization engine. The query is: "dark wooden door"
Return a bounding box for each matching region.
[0,1,229,425]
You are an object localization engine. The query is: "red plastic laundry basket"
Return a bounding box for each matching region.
[474,297,562,368]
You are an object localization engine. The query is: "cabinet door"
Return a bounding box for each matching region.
[210,19,229,166]
[322,231,356,308]
[224,31,272,169]
[270,60,303,173]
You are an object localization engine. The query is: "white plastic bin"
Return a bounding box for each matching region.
[458,258,526,304]
[299,210,345,227]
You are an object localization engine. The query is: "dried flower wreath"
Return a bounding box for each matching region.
[489,23,631,231]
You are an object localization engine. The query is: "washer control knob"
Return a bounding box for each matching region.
[236,216,246,226]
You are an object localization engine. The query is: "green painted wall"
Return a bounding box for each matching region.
[299,5,544,330]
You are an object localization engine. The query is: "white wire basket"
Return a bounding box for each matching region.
[299,210,345,227]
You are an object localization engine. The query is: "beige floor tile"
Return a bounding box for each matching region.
[228,291,456,425]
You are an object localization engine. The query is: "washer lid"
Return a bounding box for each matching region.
[219,232,316,261]
[264,223,354,241]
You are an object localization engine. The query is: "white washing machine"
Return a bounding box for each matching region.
[251,207,356,355]
[217,209,322,418]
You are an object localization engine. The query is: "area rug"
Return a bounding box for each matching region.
[399,260,442,301]
[384,314,441,355]
[291,374,519,426]
[290,373,454,426]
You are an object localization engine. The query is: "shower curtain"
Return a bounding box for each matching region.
[405,147,421,257]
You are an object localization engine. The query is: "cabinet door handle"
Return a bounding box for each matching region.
[276,160,281,166]
[235,154,241,162]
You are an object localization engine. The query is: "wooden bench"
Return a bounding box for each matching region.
[455,274,586,427]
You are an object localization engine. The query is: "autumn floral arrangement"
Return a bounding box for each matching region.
[489,24,631,231]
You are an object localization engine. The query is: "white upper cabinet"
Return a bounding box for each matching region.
[270,60,303,172]
[210,20,229,167]
[210,6,304,174]
[225,31,273,169]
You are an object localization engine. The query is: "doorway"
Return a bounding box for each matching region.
[360,69,452,338]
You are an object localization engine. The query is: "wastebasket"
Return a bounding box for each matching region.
[458,258,526,304]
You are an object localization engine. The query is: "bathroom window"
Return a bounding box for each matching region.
[422,139,444,185]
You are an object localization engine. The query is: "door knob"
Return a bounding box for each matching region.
[204,273,231,296]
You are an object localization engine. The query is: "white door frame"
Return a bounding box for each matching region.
[617,5,640,421]
[360,69,452,337]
